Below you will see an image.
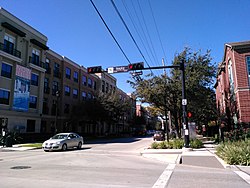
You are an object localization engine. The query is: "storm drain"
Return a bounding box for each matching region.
[10,166,31,170]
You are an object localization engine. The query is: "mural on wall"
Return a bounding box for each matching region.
[13,65,31,111]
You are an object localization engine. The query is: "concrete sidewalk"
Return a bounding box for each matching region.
[141,143,250,185]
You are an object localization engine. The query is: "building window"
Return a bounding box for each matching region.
[1,63,12,78]
[44,78,50,94]
[29,96,37,109]
[54,63,60,78]
[45,58,51,74]
[82,92,87,101]
[31,73,39,86]
[66,67,71,79]
[88,78,92,88]
[27,119,36,132]
[64,104,70,114]
[31,48,40,65]
[4,34,15,55]
[73,71,78,82]
[87,93,92,100]
[228,59,235,98]
[0,89,10,105]
[52,81,59,95]
[73,89,78,99]
[65,86,70,96]
[82,75,87,86]
[246,56,250,85]
[42,98,49,114]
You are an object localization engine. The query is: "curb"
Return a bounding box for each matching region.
[140,149,182,155]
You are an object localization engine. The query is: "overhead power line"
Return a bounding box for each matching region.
[90,0,131,64]
[110,0,153,75]
[148,0,167,64]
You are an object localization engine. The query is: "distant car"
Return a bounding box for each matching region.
[153,131,165,141]
[147,130,156,135]
[42,132,84,152]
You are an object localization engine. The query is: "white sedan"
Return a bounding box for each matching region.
[42,132,84,151]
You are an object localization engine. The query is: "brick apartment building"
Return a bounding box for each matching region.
[0,7,135,136]
[215,41,250,126]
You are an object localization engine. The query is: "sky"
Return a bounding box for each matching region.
[1,0,250,94]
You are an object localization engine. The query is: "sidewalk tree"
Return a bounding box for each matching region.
[129,48,217,137]
[171,48,217,127]
[71,91,131,135]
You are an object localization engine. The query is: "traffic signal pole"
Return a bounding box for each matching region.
[180,59,190,148]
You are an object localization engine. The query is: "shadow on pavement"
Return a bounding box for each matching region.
[85,137,143,145]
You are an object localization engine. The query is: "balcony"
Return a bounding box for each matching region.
[29,56,45,68]
[0,42,21,58]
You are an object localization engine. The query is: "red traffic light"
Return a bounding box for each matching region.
[87,66,102,74]
[187,112,192,118]
[128,62,144,70]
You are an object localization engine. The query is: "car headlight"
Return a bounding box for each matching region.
[56,141,61,145]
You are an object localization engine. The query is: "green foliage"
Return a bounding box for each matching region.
[71,91,132,125]
[129,48,217,128]
[190,139,203,148]
[151,142,158,149]
[150,138,203,149]
[216,139,250,166]
[224,127,250,142]
[171,139,184,149]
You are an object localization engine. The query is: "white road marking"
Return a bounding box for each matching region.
[152,164,176,188]
[234,171,250,185]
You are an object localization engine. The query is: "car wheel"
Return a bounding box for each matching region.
[62,144,67,151]
[77,142,82,149]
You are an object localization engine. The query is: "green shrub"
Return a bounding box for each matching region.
[172,139,184,149]
[151,142,158,149]
[216,139,250,166]
[190,139,203,148]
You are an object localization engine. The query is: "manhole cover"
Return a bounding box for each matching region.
[11,166,31,170]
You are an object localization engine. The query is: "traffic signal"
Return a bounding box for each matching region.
[87,66,102,74]
[128,62,144,70]
[187,112,192,118]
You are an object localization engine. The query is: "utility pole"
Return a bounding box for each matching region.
[180,59,190,148]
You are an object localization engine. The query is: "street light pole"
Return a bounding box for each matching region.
[55,91,59,134]
[180,59,190,148]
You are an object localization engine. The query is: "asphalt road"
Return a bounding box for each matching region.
[0,137,167,188]
[0,137,249,188]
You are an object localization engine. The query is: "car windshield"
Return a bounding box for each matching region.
[155,131,163,134]
[51,134,68,139]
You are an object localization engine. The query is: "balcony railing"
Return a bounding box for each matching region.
[29,56,45,68]
[0,42,21,58]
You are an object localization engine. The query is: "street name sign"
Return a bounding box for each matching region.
[107,66,128,74]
